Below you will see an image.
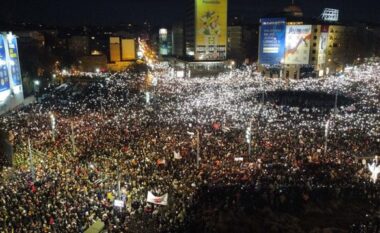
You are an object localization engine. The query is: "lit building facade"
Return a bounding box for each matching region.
[258,4,379,79]
[0,32,25,114]
[108,36,137,72]
[185,0,228,61]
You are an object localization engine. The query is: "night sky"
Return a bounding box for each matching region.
[1,0,379,26]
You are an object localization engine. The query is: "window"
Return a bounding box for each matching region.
[313,43,317,47]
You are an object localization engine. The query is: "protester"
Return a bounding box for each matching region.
[0,58,379,233]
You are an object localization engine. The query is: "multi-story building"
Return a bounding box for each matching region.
[0,32,25,114]
[107,36,137,72]
[258,3,380,79]
[68,36,89,57]
[228,24,259,63]
[171,22,184,58]
[185,0,228,61]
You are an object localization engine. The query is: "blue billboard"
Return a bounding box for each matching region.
[7,36,22,86]
[258,18,286,65]
[0,35,10,92]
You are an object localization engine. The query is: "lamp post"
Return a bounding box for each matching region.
[145,92,150,105]
[246,122,252,159]
[334,73,344,117]
[49,112,56,142]
[70,122,76,156]
[28,138,35,181]
[196,129,200,169]
[324,119,330,156]
[260,75,265,106]
[33,80,40,95]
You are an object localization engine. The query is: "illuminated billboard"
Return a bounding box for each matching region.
[284,25,312,65]
[0,35,10,92]
[318,25,329,65]
[110,37,121,62]
[121,39,136,60]
[258,18,286,65]
[6,35,22,86]
[195,0,227,61]
[0,32,24,113]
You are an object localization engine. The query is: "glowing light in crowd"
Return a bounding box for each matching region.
[368,162,380,183]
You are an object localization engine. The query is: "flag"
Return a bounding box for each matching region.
[31,184,36,193]
[114,199,125,208]
[173,151,182,160]
[157,158,166,165]
[212,122,221,130]
[146,191,168,206]
[107,192,114,201]
[49,216,55,225]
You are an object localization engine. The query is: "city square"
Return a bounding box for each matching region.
[0,0,379,232]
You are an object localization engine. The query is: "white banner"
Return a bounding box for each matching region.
[147,191,168,206]
[173,151,182,160]
[114,199,124,208]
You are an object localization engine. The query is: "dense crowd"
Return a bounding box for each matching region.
[0,58,379,232]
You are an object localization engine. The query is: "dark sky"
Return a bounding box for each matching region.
[1,0,379,26]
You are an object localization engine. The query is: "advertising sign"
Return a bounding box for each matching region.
[0,35,10,92]
[284,25,312,64]
[121,39,136,60]
[110,37,121,62]
[195,0,227,60]
[113,199,125,208]
[7,36,22,86]
[258,18,286,65]
[147,191,168,206]
[318,25,329,65]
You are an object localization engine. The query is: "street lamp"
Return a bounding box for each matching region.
[246,123,252,159]
[49,112,56,142]
[260,75,265,106]
[145,92,150,105]
[196,129,200,169]
[324,119,330,156]
[33,80,40,95]
[334,73,344,117]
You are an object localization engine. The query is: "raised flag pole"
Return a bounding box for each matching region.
[117,164,121,199]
